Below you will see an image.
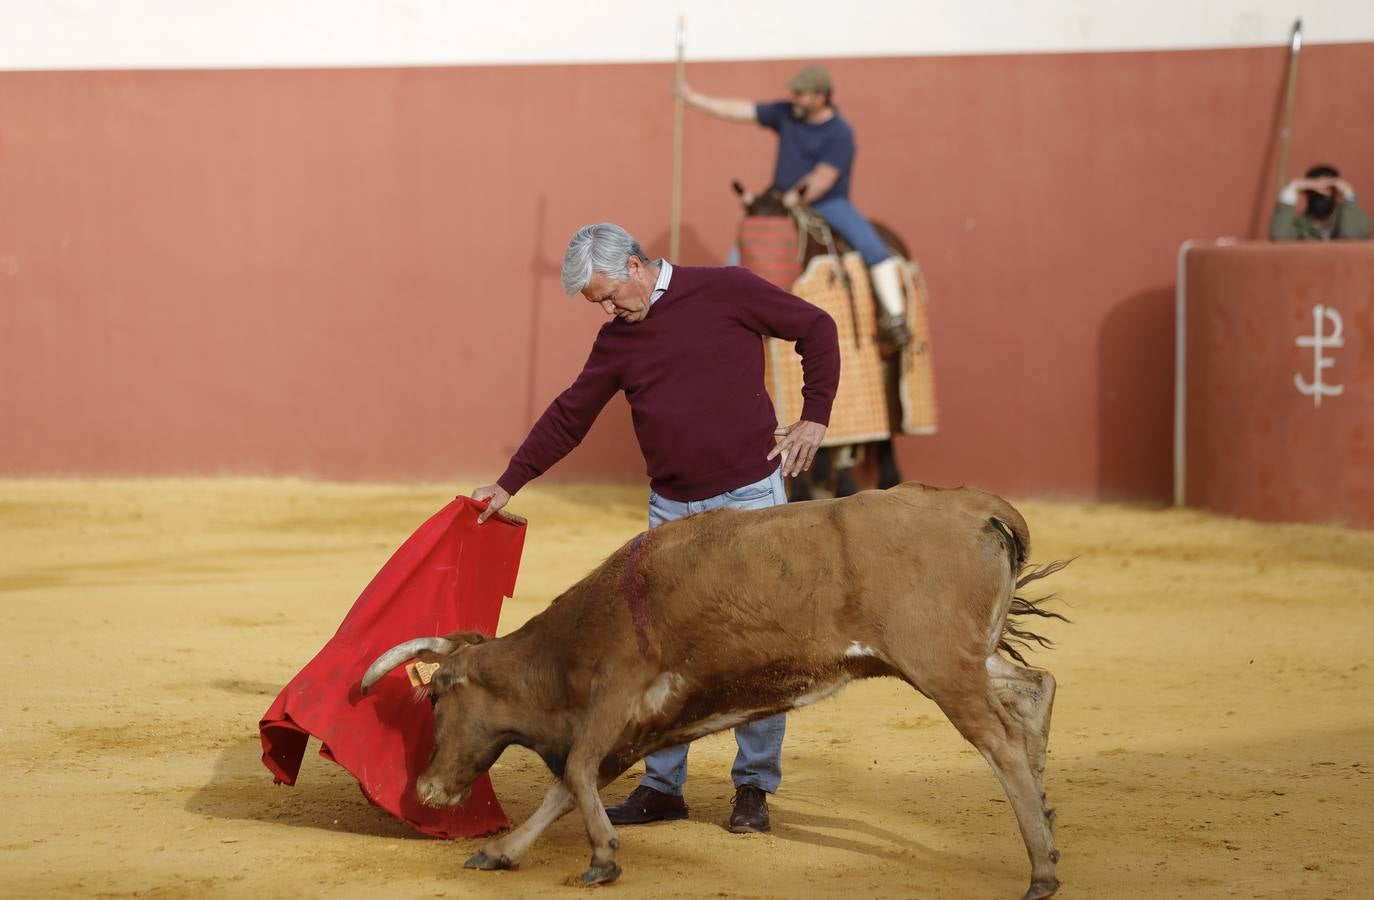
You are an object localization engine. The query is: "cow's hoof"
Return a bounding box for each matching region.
[465,850,513,871]
[1022,877,1060,900]
[579,860,622,886]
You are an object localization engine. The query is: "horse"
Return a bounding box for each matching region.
[733,182,911,501]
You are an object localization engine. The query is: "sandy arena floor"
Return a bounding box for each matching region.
[2,479,1371,899]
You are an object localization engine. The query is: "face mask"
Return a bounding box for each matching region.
[1305,191,1336,219]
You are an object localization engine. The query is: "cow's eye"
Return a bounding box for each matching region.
[428,692,438,709]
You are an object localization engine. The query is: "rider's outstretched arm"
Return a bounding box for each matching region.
[678,77,756,123]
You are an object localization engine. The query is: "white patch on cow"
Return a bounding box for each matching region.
[674,709,771,742]
[844,641,878,659]
[641,672,684,716]
[792,676,851,709]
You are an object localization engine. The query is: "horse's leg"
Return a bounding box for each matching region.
[876,439,902,489]
[810,446,832,484]
[834,467,858,498]
[878,351,906,490]
[833,446,859,498]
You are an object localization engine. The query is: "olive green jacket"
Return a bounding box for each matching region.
[1269,197,1373,241]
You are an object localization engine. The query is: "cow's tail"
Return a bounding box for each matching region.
[987,516,1071,666]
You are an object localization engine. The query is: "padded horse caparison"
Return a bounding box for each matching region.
[733,183,927,499]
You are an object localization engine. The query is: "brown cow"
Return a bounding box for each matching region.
[362,483,1067,900]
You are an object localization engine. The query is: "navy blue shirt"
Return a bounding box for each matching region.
[755,101,856,203]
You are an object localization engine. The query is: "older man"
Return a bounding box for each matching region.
[679,64,910,347]
[472,222,839,833]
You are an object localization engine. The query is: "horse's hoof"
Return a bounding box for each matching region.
[1022,877,1060,900]
[579,860,622,886]
[465,850,513,870]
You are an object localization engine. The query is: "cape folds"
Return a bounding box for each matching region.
[259,497,526,839]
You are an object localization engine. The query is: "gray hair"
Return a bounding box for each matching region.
[561,223,650,296]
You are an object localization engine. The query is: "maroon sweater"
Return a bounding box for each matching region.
[497,265,840,502]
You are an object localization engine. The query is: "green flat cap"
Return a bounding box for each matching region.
[787,64,832,93]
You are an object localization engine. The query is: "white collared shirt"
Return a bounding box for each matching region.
[649,259,673,305]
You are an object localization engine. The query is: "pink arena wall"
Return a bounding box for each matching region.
[2,44,1373,499]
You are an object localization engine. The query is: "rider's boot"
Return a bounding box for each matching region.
[870,257,911,351]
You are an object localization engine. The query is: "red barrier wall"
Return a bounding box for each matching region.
[1177,242,1374,528]
[2,44,1374,498]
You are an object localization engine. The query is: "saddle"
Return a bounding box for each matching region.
[740,208,908,349]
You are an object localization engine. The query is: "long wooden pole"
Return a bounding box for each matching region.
[1275,18,1303,198]
[669,16,685,262]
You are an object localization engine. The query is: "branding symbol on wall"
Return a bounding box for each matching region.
[1294,304,1344,408]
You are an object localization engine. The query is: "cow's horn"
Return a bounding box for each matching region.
[361,637,457,693]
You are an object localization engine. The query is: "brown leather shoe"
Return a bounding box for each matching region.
[727,785,771,834]
[605,785,688,825]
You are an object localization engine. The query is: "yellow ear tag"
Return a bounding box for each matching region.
[406,660,442,687]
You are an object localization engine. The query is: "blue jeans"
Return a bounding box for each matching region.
[639,467,789,795]
[812,195,892,266]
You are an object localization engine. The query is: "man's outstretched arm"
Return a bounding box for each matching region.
[677,74,757,123]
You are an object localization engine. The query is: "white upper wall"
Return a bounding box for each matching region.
[3,0,1371,70]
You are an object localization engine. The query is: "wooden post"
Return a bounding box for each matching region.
[1275,18,1303,200]
[670,16,686,262]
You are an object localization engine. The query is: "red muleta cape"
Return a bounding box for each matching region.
[259,496,525,838]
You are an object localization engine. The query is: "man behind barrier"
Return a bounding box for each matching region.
[1270,163,1372,241]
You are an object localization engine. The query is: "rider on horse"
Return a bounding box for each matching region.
[678,64,910,348]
